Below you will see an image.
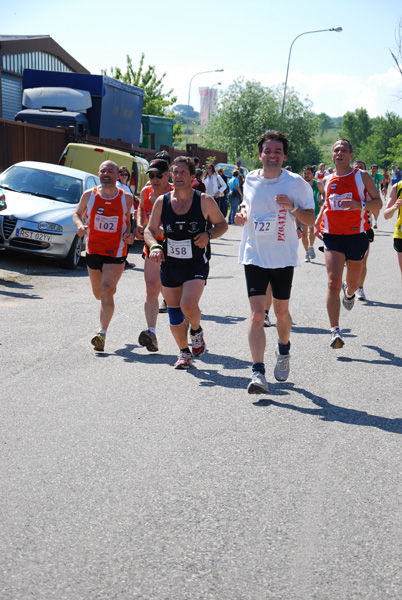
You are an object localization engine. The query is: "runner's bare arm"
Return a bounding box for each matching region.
[194,193,228,247]
[123,194,134,244]
[73,189,91,236]
[384,184,402,219]
[360,171,382,212]
[144,196,164,263]
[134,187,147,240]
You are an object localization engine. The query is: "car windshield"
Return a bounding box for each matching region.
[0,166,83,204]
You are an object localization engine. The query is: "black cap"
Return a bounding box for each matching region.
[146,159,169,175]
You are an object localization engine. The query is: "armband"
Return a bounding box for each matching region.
[150,244,163,252]
[289,204,298,214]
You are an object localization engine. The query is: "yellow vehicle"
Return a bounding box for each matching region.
[59,143,148,195]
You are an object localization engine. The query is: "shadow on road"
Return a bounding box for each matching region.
[201,313,247,325]
[337,345,402,367]
[253,382,402,434]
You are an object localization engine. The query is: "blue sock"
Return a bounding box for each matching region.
[278,341,291,355]
[252,362,265,374]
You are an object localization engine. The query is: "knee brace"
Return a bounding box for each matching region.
[167,306,185,326]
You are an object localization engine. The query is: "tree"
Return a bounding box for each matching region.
[386,133,402,165]
[106,53,177,116]
[359,112,402,166]
[204,78,320,173]
[340,108,372,154]
[316,112,332,136]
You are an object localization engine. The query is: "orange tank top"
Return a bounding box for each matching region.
[86,186,128,257]
[321,169,369,235]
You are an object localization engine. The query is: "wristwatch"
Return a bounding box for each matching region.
[207,230,212,239]
[361,201,366,209]
[289,204,298,214]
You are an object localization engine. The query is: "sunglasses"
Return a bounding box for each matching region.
[119,172,129,177]
[148,172,164,179]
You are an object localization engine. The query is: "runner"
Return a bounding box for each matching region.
[384,179,402,285]
[235,130,315,394]
[135,159,173,352]
[369,164,384,228]
[73,160,134,351]
[314,140,382,349]
[144,156,228,369]
[353,160,374,301]
[316,163,329,181]
[301,165,325,262]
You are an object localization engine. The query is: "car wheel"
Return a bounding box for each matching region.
[59,235,84,269]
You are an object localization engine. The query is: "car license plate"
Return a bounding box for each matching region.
[16,228,53,243]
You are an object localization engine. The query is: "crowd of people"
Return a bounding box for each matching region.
[73,131,401,393]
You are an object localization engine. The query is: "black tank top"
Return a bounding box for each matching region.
[161,190,210,266]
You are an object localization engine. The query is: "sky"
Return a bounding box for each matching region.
[2,0,402,119]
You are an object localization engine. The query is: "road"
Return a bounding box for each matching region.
[1,215,401,600]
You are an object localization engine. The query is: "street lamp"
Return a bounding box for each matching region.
[208,82,221,122]
[280,27,342,126]
[186,69,224,142]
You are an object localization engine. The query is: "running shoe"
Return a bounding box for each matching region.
[138,329,159,352]
[309,246,316,259]
[190,328,206,357]
[174,351,192,370]
[159,299,168,313]
[304,252,311,262]
[264,312,271,327]
[91,331,106,352]
[342,281,355,311]
[330,327,344,349]
[356,287,367,301]
[247,371,269,394]
[274,351,290,382]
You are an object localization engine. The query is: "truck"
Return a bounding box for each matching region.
[141,114,174,150]
[14,69,144,147]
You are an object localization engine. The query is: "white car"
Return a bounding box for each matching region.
[0,161,99,269]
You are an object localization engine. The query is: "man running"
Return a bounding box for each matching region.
[73,160,134,351]
[301,165,325,262]
[369,164,384,228]
[314,140,381,349]
[144,156,228,369]
[316,163,329,181]
[235,130,315,394]
[135,159,173,353]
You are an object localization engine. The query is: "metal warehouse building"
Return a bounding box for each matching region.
[0,35,89,120]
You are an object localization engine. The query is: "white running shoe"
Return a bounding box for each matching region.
[264,312,271,327]
[304,252,311,262]
[309,246,316,259]
[342,281,355,311]
[356,287,367,301]
[274,351,290,382]
[330,327,344,349]
[247,371,269,394]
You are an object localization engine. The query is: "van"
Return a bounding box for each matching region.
[59,143,149,195]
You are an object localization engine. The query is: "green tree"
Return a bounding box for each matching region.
[107,53,177,115]
[316,112,332,136]
[204,78,320,173]
[340,108,372,154]
[359,112,402,166]
[105,54,182,142]
[386,133,402,164]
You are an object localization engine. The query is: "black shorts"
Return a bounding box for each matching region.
[161,260,209,288]
[244,264,294,300]
[86,253,127,271]
[322,232,369,261]
[394,238,402,253]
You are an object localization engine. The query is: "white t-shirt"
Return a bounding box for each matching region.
[238,168,314,268]
[116,181,134,215]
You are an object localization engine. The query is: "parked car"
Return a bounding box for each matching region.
[214,162,249,180]
[0,161,100,269]
[59,143,148,196]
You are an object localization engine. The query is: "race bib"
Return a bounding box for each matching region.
[253,214,277,237]
[167,238,193,259]
[94,215,119,232]
[328,193,352,211]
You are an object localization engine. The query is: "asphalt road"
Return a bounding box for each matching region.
[1,215,401,600]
